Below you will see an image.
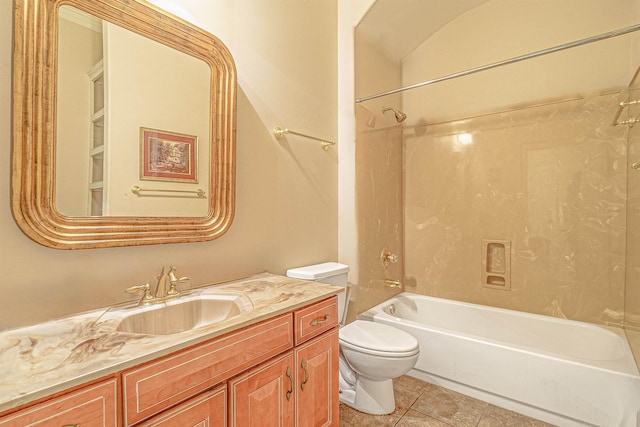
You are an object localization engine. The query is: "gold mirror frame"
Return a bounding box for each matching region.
[12,0,236,249]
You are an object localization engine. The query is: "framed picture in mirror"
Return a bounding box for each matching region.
[140,127,198,183]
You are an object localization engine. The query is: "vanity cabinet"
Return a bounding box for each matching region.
[0,377,118,427]
[0,295,339,427]
[229,297,339,427]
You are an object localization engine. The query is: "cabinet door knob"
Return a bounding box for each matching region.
[286,366,293,401]
[300,359,308,391]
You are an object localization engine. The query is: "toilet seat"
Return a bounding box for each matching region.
[340,320,419,358]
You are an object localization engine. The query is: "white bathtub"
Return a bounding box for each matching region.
[358,293,640,427]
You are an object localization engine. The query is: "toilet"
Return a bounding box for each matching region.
[286,262,419,415]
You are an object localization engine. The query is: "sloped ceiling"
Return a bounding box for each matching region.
[356,0,490,63]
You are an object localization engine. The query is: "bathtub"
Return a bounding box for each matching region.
[358,293,640,427]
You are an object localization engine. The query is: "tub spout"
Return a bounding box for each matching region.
[383,279,402,288]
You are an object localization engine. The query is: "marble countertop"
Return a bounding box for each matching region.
[0,273,343,413]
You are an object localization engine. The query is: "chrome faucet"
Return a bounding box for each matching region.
[126,266,190,305]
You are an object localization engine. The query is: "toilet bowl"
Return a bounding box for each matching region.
[286,262,419,415]
[339,319,419,414]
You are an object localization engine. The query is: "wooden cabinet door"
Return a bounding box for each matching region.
[229,352,295,427]
[0,378,118,427]
[139,386,226,427]
[295,329,338,427]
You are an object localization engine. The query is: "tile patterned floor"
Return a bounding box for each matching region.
[339,376,556,427]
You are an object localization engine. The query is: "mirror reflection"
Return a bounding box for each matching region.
[56,5,211,217]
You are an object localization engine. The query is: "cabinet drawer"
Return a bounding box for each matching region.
[123,313,293,425]
[139,385,226,426]
[294,297,338,345]
[0,378,118,427]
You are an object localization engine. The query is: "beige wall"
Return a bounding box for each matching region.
[354,36,401,119]
[402,0,636,125]
[336,0,376,292]
[106,22,210,216]
[0,0,337,330]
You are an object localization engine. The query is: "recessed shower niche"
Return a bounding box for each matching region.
[481,239,511,290]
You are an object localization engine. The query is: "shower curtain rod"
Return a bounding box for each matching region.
[355,23,640,104]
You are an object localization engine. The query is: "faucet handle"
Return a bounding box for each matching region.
[168,266,189,283]
[126,283,154,304]
[167,266,189,296]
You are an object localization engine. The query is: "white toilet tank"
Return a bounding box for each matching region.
[286,262,350,324]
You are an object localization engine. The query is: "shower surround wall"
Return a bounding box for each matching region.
[404,94,628,325]
[351,32,404,320]
[626,85,640,334]
[353,0,640,331]
[354,121,404,319]
[397,0,638,328]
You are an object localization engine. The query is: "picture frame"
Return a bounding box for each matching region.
[140,127,198,183]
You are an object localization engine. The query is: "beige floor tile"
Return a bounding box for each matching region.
[393,375,431,412]
[339,376,553,427]
[410,384,488,427]
[477,405,556,427]
[395,409,453,427]
[339,403,402,427]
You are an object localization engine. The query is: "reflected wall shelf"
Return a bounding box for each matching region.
[273,127,336,150]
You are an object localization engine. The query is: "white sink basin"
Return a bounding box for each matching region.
[104,291,253,335]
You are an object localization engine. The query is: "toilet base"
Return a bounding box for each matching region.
[339,374,396,415]
[355,377,396,414]
[339,387,356,407]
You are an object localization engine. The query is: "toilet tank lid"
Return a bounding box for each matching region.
[286,262,349,280]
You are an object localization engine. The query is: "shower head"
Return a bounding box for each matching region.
[382,107,407,123]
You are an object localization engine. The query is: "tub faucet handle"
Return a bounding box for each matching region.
[381,248,399,268]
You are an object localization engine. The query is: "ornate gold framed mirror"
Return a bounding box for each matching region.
[12,0,236,249]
